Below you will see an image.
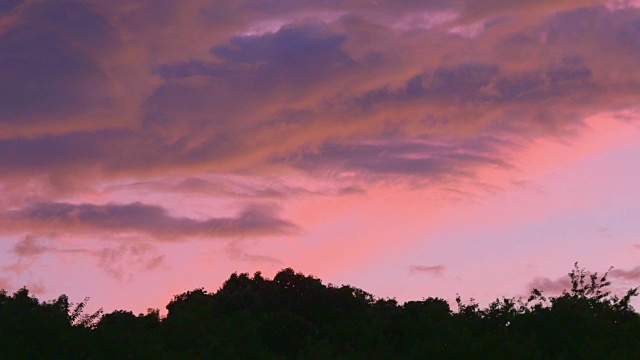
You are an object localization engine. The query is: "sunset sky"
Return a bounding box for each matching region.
[1,0,640,314]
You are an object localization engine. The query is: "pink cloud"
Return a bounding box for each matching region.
[9,236,166,281]
[610,266,640,282]
[96,243,167,281]
[13,235,51,257]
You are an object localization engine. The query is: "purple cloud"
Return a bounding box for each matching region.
[276,137,511,179]
[5,202,298,240]
[0,3,637,192]
[0,0,23,13]
[0,1,117,126]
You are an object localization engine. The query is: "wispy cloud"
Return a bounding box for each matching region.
[117,176,334,199]
[277,137,512,180]
[225,241,283,265]
[9,235,166,281]
[13,235,52,257]
[96,243,166,281]
[410,264,446,276]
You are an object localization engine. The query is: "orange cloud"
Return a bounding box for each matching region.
[0,2,638,193]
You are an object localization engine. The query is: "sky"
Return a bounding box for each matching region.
[1,0,640,314]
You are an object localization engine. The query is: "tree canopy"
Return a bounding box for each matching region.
[1,263,639,359]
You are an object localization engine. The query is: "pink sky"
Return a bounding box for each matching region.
[1,0,640,314]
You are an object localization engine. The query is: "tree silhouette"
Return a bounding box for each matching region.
[0,263,638,359]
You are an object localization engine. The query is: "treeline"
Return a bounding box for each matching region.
[1,264,639,359]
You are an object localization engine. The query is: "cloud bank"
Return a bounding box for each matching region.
[0,0,637,189]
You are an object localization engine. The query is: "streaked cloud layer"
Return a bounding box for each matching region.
[1,0,639,311]
[4,202,296,239]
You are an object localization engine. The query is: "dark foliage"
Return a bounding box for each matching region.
[1,263,639,359]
